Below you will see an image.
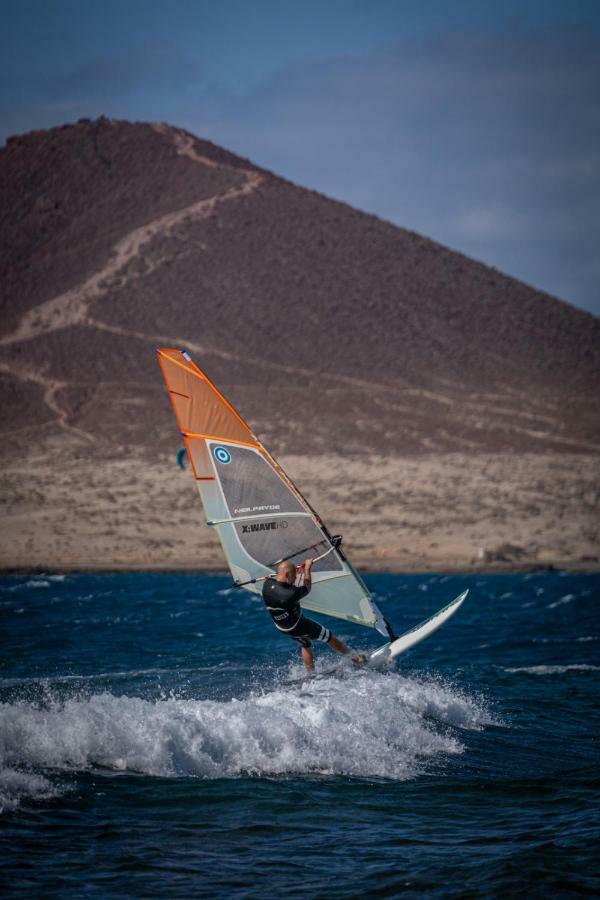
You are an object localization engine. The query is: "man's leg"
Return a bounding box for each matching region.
[328,635,350,655]
[328,634,366,665]
[301,644,314,672]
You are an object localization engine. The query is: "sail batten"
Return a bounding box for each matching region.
[157,348,384,632]
[182,430,260,446]
[208,512,313,526]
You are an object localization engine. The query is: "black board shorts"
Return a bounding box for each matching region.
[284,616,332,648]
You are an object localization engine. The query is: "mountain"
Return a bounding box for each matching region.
[1,116,598,460]
[0,118,598,573]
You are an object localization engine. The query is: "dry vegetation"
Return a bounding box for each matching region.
[1,437,597,572]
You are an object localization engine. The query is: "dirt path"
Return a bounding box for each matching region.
[0,361,94,443]
[0,164,264,348]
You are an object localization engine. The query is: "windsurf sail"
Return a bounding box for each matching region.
[157,348,388,635]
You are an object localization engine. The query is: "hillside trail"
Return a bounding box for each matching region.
[0,126,264,350]
[0,360,94,443]
[84,313,597,451]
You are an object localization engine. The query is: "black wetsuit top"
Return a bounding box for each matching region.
[262,578,308,631]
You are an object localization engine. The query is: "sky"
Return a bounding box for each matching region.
[1,0,599,315]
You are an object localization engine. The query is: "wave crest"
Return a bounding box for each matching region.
[505,664,599,675]
[0,671,492,808]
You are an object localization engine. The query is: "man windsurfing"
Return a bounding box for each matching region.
[262,558,364,671]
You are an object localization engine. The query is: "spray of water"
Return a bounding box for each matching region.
[0,669,493,811]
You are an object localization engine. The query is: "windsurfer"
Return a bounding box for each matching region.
[262,559,365,671]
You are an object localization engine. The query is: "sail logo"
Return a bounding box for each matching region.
[234,504,281,514]
[241,521,288,533]
[213,446,232,465]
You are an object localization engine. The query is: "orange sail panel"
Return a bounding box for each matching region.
[158,348,258,447]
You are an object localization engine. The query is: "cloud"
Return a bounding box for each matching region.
[190,27,600,313]
[0,42,207,144]
[454,206,536,242]
[55,44,205,99]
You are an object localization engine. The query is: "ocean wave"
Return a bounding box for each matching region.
[0,665,214,689]
[547,594,576,609]
[0,672,492,809]
[0,767,62,814]
[505,664,599,675]
[1,579,51,593]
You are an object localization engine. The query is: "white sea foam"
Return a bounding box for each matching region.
[548,593,577,609]
[0,767,62,814]
[0,672,492,809]
[3,580,50,593]
[0,666,208,689]
[505,664,599,675]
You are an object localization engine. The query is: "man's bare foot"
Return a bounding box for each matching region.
[351,653,367,667]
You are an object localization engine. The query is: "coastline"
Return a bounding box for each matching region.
[1,559,598,576]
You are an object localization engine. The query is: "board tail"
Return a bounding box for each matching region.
[370,590,468,664]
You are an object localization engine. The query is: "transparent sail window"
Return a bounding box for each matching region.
[210,443,305,518]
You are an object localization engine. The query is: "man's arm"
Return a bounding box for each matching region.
[302,558,313,594]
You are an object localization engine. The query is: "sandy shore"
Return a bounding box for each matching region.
[1,438,598,573]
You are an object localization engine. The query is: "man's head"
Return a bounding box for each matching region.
[277,560,296,584]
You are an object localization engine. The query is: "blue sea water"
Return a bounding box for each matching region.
[0,571,598,897]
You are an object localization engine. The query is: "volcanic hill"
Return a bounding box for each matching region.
[0,117,598,571]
